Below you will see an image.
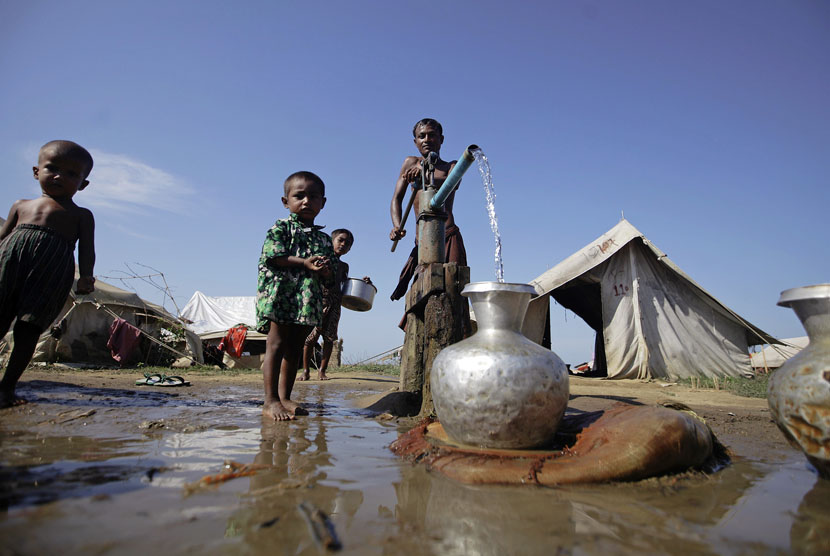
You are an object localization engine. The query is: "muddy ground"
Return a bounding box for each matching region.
[1,367,827,555]
[3,366,789,460]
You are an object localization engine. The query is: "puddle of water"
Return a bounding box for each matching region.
[1,381,829,555]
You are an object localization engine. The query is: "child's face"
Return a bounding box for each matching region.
[413,124,443,158]
[33,149,90,199]
[332,233,353,256]
[282,177,326,225]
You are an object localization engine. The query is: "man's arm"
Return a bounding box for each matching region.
[390,156,420,241]
[76,208,96,293]
[0,202,21,241]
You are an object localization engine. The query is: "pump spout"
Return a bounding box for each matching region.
[429,145,479,210]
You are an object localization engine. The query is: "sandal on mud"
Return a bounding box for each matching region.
[156,375,191,387]
[136,373,163,386]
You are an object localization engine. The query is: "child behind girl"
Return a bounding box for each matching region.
[300,229,371,381]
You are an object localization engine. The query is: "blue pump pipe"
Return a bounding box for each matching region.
[429,144,479,210]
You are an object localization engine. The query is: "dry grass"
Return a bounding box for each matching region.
[678,374,769,399]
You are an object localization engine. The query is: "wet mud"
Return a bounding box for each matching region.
[1,369,829,555]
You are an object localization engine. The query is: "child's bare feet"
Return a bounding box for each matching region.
[318,371,329,381]
[297,371,311,381]
[0,390,28,409]
[263,400,294,421]
[281,399,308,416]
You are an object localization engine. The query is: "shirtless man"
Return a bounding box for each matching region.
[389,118,467,301]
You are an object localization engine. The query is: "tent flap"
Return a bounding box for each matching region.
[601,242,754,379]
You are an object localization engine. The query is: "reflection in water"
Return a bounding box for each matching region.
[792,477,830,554]
[229,385,365,552]
[392,472,576,555]
[2,380,830,554]
[160,427,263,488]
[709,459,815,550]
[386,453,827,555]
[0,432,152,509]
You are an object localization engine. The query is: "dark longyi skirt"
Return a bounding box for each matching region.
[0,224,75,331]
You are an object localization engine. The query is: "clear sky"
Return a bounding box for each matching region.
[1,1,828,365]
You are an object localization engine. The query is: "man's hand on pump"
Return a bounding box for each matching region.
[403,165,422,185]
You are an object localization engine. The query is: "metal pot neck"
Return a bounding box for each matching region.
[462,282,535,332]
[778,285,830,342]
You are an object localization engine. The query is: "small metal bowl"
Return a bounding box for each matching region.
[341,278,377,312]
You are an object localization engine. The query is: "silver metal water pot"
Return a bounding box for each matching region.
[431,282,569,449]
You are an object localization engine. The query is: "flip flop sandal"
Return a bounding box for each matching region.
[136,373,163,386]
[156,375,191,387]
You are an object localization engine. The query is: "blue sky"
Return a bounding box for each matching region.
[1,1,828,364]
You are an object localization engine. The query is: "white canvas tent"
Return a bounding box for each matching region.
[180,291,265,368]
[750,336,807,371]
[180,291,262,338]
[522,219,779,380]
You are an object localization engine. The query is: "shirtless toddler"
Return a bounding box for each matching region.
[0,140,96,408]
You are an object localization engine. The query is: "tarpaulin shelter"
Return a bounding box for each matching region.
[4,276,202,365]
[1,215,201,365]
[522,219,779,380]
[180,291,265,368]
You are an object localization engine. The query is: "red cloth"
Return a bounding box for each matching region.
[107,318,142,363]
[218,325,248,358]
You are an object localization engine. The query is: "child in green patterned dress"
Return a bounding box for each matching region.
[255,171,335,421]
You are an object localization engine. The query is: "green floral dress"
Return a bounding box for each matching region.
[256,214,336,333]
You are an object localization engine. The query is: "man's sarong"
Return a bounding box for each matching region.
[390,224,467,301]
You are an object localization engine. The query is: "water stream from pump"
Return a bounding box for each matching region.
[472,148,504,282]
